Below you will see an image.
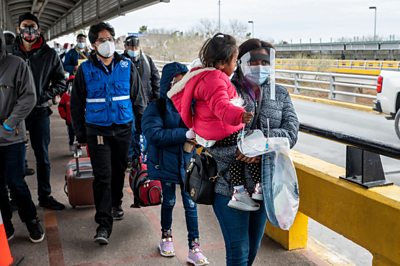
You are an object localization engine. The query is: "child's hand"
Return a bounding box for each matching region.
[242,112,254,124]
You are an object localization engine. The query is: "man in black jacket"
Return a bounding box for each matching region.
[13,13,66,210]
[71,22,146,245]
[123,35,160,169]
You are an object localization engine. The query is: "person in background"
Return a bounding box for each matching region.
[4,30,16,54]
[0,28,45,243]
[71,22,146,245]
[63,33,90,75]
[123,35,160,171]
[209,38,299,265]
[59,43,70,62]
[13,12,66,210]
[142,62,209,265]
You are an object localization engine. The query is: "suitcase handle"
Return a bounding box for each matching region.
[73,142,82,177]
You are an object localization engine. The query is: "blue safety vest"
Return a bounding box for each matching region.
[81,58,133,126]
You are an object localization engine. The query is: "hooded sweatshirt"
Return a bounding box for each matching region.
[142,62,191,182]
[0,29,36,146]
[167,68,245,141]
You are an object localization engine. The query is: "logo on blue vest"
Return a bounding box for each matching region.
[120,61,129,68]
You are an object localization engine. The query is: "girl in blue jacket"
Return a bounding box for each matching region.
[142,62,209,266]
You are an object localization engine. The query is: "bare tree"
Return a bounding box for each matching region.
[226,19,247,38]
[194,19,220,37]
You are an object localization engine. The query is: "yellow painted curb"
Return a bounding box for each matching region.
[290,94,378,113]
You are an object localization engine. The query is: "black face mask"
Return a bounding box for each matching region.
[20,26,39,43]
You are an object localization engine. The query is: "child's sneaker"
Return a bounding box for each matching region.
[251,182,263,201]
[228,188,260,211]
[187,242,209,266]
[159,237,175,257]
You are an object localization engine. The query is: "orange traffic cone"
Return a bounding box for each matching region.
[0,213,13,266]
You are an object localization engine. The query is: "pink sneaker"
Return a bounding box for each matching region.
[187,243,209,266]
[159,237,175,257]
[251,182,263,201]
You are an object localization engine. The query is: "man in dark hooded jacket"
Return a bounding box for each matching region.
[13,13,66,210]
[0,29,45,243]
[123,35,160,170]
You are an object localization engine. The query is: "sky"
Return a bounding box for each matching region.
[54,0,400,44]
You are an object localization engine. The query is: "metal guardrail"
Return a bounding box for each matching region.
[276,58,400,71]
[276,69,378,100]
[153,60,379,101]
[300,123,399,188]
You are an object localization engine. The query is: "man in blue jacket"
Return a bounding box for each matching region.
[63,33,90,75]
[71,22,146,245]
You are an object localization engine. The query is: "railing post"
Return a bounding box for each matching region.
[294,73,300,94]
[328,75,335,99]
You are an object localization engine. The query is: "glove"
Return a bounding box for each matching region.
[185,129,195,139]
[2,122,13,131]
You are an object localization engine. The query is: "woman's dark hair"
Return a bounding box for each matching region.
[199,33,237,68]
[88,22,115,44]
[232,38,275,89]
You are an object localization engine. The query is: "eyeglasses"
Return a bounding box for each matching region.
[96,37,114,43]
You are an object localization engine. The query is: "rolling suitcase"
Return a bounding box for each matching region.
[64,150,95,208]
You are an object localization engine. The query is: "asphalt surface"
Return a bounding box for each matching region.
[292,98,400,266]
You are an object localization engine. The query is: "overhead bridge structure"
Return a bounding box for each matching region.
[0,0,169,40]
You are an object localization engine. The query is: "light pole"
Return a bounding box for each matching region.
[218,0,221,32]
[369,6,377,41]
[248,20,254,38]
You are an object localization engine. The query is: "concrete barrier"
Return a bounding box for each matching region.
[266,151,400,266]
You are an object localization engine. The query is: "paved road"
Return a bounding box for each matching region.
[292,99,400,266]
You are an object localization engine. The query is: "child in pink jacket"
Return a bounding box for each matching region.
[168,33,261,211]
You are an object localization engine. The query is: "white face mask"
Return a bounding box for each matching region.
[77,42,86,49]
[97,41,115,58]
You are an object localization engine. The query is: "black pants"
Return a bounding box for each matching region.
[25,113,51,202]
[67,123,75,146]
[0,142,37,224]
[87,130,131,235]
[215,131,261,187]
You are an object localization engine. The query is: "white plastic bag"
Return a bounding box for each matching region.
[262,137,299,230]
[237,129,268,157]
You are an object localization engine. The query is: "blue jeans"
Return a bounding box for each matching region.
[161,181,199,249]
[213,193,268,266]
[0,142,37,223]
[128,116,140,160]
[26,114,51,201]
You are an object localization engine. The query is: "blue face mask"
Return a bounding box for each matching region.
[127,50,139,58]
[244,65,271,85]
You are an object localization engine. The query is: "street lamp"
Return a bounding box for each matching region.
[218,0,221,32]
[248,20,254,38]
[369,6,377,41]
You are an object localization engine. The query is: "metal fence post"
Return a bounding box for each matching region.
[294,73,300,94]
[329,75,335,99]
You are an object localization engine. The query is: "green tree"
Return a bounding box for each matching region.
[139,25,148,34]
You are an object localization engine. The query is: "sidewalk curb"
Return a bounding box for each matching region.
[290,94,378,113]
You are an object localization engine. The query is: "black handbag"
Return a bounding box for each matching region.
[184,150,219,205]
